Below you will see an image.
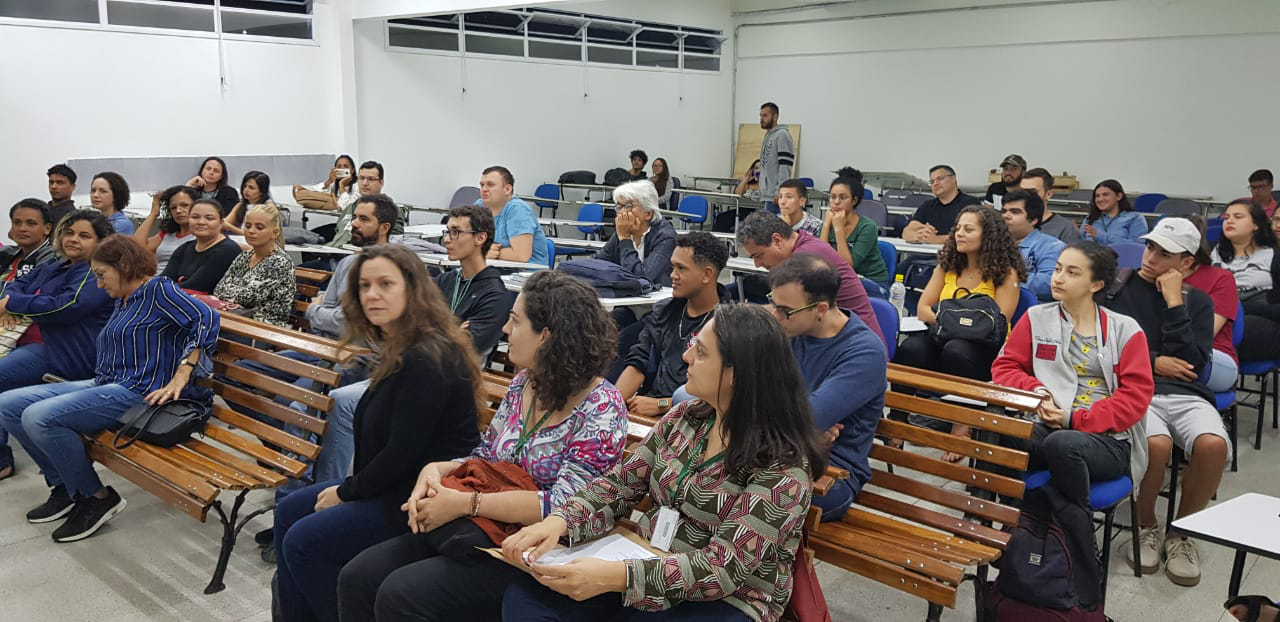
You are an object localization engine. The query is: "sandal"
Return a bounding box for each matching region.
[0,464,13,482]
[1225,595,1280,622]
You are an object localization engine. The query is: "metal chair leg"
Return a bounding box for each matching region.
[1230,403,1239,472]
[1165,447,1181,529]
[1129,494,1142,578]
[1099,506,1117,606]
[1257,372,1268,450]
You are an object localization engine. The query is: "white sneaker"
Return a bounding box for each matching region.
[1164,536,1201,587]
[1126,525,1161,574]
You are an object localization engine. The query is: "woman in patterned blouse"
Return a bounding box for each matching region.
[501,303,825,622]
[337,270,628,622]
[212,204,295,326]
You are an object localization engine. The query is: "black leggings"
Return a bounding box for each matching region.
[1239,311,1280,363]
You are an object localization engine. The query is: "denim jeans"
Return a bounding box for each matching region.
[0,379,142,498]
[0,343,53,470]
[277,379,367,498]
[274,479,408,622]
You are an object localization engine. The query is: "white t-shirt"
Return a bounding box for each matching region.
[1212,245,1275,291]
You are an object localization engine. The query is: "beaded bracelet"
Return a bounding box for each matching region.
[469,491,481,518]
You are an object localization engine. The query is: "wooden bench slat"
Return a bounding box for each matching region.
[132,442,257,490]
[867,468,1020,527]
[856,491,1012,551]
[884,392,1035,439]
[808,535,958,608]
[217,339,342,387]
[211,358,335,413]
[296,284,320,298]
[825,523,980,566]
[876,419,1030,471]
[202,379,328,436]
[87,442,210,522]
[218,314,362,364]
[835,508,1001,563]
[888,363,1041,411]
[869,444,1026,499]
[211,405,322,461]
[294,267,332,283]
[811,522,966,584]
[184,438,288,488]
[87,432,220,503]
[202,425,309,478]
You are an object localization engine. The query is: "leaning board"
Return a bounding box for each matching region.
[734,123,802,178]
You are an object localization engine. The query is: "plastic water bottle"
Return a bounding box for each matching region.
[889,274,907,317]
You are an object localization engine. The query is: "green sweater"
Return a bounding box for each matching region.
[826,214,889,283]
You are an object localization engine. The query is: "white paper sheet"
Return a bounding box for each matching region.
[527,534,659,566]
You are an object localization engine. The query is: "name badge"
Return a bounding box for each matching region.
[650,506,679,552]
[1035,343,1058,360]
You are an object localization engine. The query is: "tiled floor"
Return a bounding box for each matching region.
[1,406,1277,621]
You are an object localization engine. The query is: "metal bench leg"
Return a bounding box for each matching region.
[204,490,275,595]
[925,602,943,622]
[972,564,989,622]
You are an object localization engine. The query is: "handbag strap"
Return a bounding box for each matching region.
[112,403,160,450]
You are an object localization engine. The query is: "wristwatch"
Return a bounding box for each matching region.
[179,359,198,369]
[658,398,671,409]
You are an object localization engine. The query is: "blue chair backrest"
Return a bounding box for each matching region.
[863,188,874,200]
[677,195,709,223]
[1134,193,1167,213]
[449,186,481,208]
[860,200,889,228]
[1234,300,1245,347]
[799,177,814,188]
[1206,217,1223,244]
[1111,242,1145,269]
[1012,286,1036,326]
[876,239,897,278]
[1155,198,1201,217]
[868,297,899,359]
[545,239,556,268]
[533,183,560,217]
[577,203,604,236]
[861,276,886,299]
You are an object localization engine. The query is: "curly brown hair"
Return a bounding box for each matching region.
[520,270,618,412]
[937,206,1027,287]
[339,244,484,413]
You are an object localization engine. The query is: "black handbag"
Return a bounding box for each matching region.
[930,288,1007,348]
[112,399,210,450]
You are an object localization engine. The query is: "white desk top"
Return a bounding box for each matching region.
[549,237,606,250]
[900,316,927,333]
[884,238,943,255]
[418,253,546,272]
[501,274,672,309]
[1172,493,1280,559]
[541,218,603,228]
[726,257,767,274]
[402,224,446,238]
[286,243,351,256]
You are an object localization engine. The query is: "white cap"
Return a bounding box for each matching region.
[1140,218,1201,255]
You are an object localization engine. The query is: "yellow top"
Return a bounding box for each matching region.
[939,271,997,300]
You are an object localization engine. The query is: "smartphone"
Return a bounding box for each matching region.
[336,168,351,178]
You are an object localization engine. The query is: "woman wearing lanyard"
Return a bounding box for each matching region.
[501,303,825,622]
[337,270,628,622]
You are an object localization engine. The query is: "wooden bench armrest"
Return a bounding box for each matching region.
[813,465,851,496]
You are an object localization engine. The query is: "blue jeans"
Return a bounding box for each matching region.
[0,379,142,498]
[1206,349,1238,394]
[274,479,408,622]
[812,477,856,522]
[0,343,54,470]
[277,379,366,498]
[501,579,751,621]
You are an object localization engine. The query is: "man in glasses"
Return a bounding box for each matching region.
[903,164,980,244]
[1246,169,1277,218]
[436,204,508,357]
[594,180,677,287]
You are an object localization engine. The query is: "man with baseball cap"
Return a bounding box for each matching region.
[1105,217,1227,588]
[984,154,1026,203]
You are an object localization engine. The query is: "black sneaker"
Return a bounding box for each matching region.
[255,527,274,547]
[51,487,126,543]
[26,485,74,524]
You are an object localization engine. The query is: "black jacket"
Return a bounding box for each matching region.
[1105,272,1215,403]
[623,284,728,396]
[160,237,241,294]
[208,186,240,218]
[436,265,509,357]
[594,216,677,287]
[0,240,56,292]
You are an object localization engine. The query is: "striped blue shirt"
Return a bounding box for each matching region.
[95,276,220,395]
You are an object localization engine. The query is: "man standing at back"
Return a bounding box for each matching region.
[758,101,794,215]
[903,165,980,244]
[46,164,77,226]
[1020,167,1079,244]
[477,165,548,266]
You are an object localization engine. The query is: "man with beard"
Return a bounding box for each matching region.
[985,154,1026,203]
[758,102,795,215]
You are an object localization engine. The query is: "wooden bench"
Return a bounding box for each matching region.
[802,363,1041,621]
[83,312,364,594]
[291,267,333,332]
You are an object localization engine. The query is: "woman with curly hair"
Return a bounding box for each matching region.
[337,269,628,622]
[892,206,1026,459]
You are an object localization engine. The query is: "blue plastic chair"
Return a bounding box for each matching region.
[576,203,604,237]
[861,276,886,300]
[1133,193,1167,213]
[544,239,556,269]
[533,183,560,218]
[876,240,897,284]
[677,195,709,228]
[863,188,874,200]
[868,297,899,359]
[1110,242,1145,269]
[1011,286,1036,327]
[1235,302,1280,451]
[1024,470,1139,602]
[798,177,814,188]
[1205,217,1224,244]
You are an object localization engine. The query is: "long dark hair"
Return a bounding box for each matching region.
[158,185,199,235]
[1215,200,1279,262]
[1182,215,1216,267]
[521,270,618,412]
[937,205,1027,286]
[652,157,671,196]
[195,156,230,189]
[332,154,356,196]
[1085,179,1133,224]
[685,304,825,477]
[830,166,865,211]
[235,171,273,227]
[1063,241,1118,303]
[339,245,484,413]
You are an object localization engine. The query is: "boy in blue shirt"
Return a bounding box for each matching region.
[477,165,548,266]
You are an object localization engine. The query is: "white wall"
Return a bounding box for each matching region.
[352,0,735,207]
[0,4,347,204]
[733,0,1280,201]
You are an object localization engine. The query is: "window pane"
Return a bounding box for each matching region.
[465,34,523,57]
[527,17,578,41]
[586,24,629,44]
[587,45,631,66]
[685,34,722,54]
[463,11,522,35]
[636,29,678,51]
[0,0,98,22]
[529,40,579,61]
[221,10,310,38]
[106,1,213,31]
[636,50,677,69]
[684,54,719,71]
[391,16,457,31]
[389,26,458,51]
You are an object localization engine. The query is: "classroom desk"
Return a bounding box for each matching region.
[548,237,606,251]
[1171,493,1280,598]
[402,223,446,238]
[885,238,943,256]
[541,217,604,228]
[285,243,351,256]
[726,257,767,274]
[418,253,546,272]
[686,175,740,191]
[501,273,672,310]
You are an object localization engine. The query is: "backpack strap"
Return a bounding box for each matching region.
[1105,268,1135,301]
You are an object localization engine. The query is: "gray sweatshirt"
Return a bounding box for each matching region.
[759,125,795,200]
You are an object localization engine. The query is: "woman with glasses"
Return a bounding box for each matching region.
[435,205,509,356]
[593,180,677,288]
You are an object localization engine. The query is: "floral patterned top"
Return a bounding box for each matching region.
[553,400,813,622]
[462,369,627,517]
[212,247,296,327]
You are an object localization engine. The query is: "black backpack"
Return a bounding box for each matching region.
[987,511,1104,621]
[602,168,631,187]
[558,170,596,185]
[557,258,653,298]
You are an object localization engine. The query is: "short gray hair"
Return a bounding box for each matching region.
[612,180,661,219]
[736,210,792,246]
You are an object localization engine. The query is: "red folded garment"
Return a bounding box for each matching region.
[441,459,540,545]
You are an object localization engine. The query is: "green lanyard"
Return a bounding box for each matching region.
[672,414,724,501]
[512,397,554,457]
[450,271,474,313]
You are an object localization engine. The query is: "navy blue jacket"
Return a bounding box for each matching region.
[5,259,113,379]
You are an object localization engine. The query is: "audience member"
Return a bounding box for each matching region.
[436,205,508,356]
[133,185,197,273]
[737,211,886,345]
[0,210,113,483]
[991,241,1153,609]
[735,158,762,199]
[337,270,626,622]
[777,179,822,236]
[615,232,727,418]
[594,180,677,287]
[89,172,134,235]
[1020,167,1079,244]
[1107,218,1226,587]
[160,199,241,294]
[1182,215,1240,393]
[1246,169,1277,218]
[651,157,673,209]
[223,170,276,236]
[186,156,239,215]
[758,102,795,214]
[46,164,77,226]
[500,303,822,622]
[307,154,358,202]
[1273,211,1280,240]
[984,154,1026,202]
[903,165,981,244]
[306,195,395,339]
[0,199,56,284]
[1211,200,1280,363]
[323,160,386,247]
[769,254,886,521]
[820,168,889,284]
[0,234,218,542]
[1002,189,1065,301]
[627,149,648,181]
[1080,179,1147,244]
[893,206,1024,458]
[478,165,549,265]
[212,204,295,326]
[273,245,484,622]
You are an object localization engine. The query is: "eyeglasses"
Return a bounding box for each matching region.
[929,174,954,185]
[1249,183,1271,191]
[766,292,820,318]
[357,176,381,183]
[615,201,638,212]
[444,228,476,239]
